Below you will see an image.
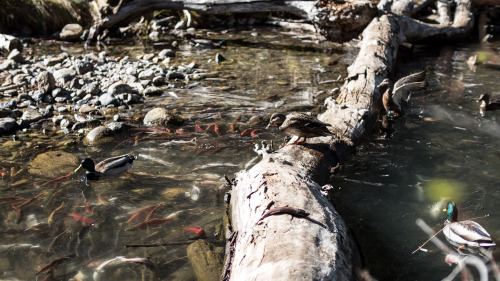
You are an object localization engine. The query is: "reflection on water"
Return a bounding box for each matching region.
[0,29,343,280]
[332,44,500,279]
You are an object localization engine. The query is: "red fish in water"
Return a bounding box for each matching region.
[71,213,97,225]
[48,203,64,226]
[127,204,162,223]
[194,124,205,132]
[36,256,72,275]
[84,200,93,214]
[184,226,206,238]
[17,192,46,208]
[46,172,73,184]
[240,128,253,136]
[250,129,261,137]
[127,217,174,230]
[11,205,22,224]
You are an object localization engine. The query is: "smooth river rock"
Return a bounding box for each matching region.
[60,24,83,42]
[36,71,56,94]
[0,117,17,135]
[28,151,79,178]
[187,240,224,281]
[143,108,183,127]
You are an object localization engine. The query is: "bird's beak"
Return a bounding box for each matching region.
[443,208,447,212]
[74,165,83,174]
[265,123,272,129]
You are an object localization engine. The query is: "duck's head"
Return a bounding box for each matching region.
[377,78,393,89]
[443,201,458,222]
[74,158,96,173]
[477,94,490,103]
[266,113,286,129]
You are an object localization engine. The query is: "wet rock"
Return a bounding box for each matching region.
[69,78,82,89]
[54,67,77,83]
[79,105,99,114]
[0,117,17,135]
[60,23,83,42]
[187,240,224,281]
[72,119,101,131]
[74,60,94,75]
[0,108,15,118]
[108,81,133,95]
[31,90,45,103]
[21,109,43,123]
[138,69,155,80]
[143,108,183,127]
[99,93,118,106]
[81,82,100,96]
[17,93,31,102]
[36,71,56,94]
[158,49,176,59]
[143,86,163,96]
[44,56,65,66]
[28,150,79,178]
[0,100,17,109]
[7,49,23,63]
[152,76,166,86]
[166,71,186,80]
[107,122,131,133]
[85,125,112,144]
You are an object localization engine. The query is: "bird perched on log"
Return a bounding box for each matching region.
[266,112,333,145]
[74,154,136,180]
[377,70,427,117]
[443,201,495,251]
[477,93,500,115]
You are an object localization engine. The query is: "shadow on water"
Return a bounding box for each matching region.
[331,43,500,280]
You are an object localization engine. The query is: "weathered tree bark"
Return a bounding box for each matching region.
[226,0,473,280]
[89,0,376,43]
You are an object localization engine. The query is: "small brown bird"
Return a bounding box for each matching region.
[378,70,427,116]
[266,112,333,145]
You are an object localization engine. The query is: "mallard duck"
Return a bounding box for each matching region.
[443,201,495,250]
[477,93,500,111]
[266,113,333,145]
[74,154,136,180]
[378,70,427,116]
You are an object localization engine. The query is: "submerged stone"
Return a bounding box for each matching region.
[187,240,224,281]
[28,150,79,178]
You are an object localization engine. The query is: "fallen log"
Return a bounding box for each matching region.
[89,0,376,43]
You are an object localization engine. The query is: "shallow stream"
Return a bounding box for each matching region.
[0,28,499,280]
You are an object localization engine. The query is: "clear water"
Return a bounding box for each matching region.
[2,28,499,280]
[331,44,500,280]
[0,29,343,280]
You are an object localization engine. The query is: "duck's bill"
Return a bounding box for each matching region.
[265,123,273,129]
[74,165,83,173]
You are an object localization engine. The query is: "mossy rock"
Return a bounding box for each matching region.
[187,240,224,281]
[29,150,79,178]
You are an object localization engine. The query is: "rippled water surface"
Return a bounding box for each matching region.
[2,27,500,280]
[332,44,500,280]
[0,29,344,280]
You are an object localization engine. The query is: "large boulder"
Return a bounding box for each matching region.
[60,24,83,42]
[143,108,183,127]
[28,151,79,178]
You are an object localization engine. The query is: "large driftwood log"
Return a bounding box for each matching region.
[227,0,473,280]
[89,0,376,43]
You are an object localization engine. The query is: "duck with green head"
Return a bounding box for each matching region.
[74,154,137,180]
[443,201,495,250]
